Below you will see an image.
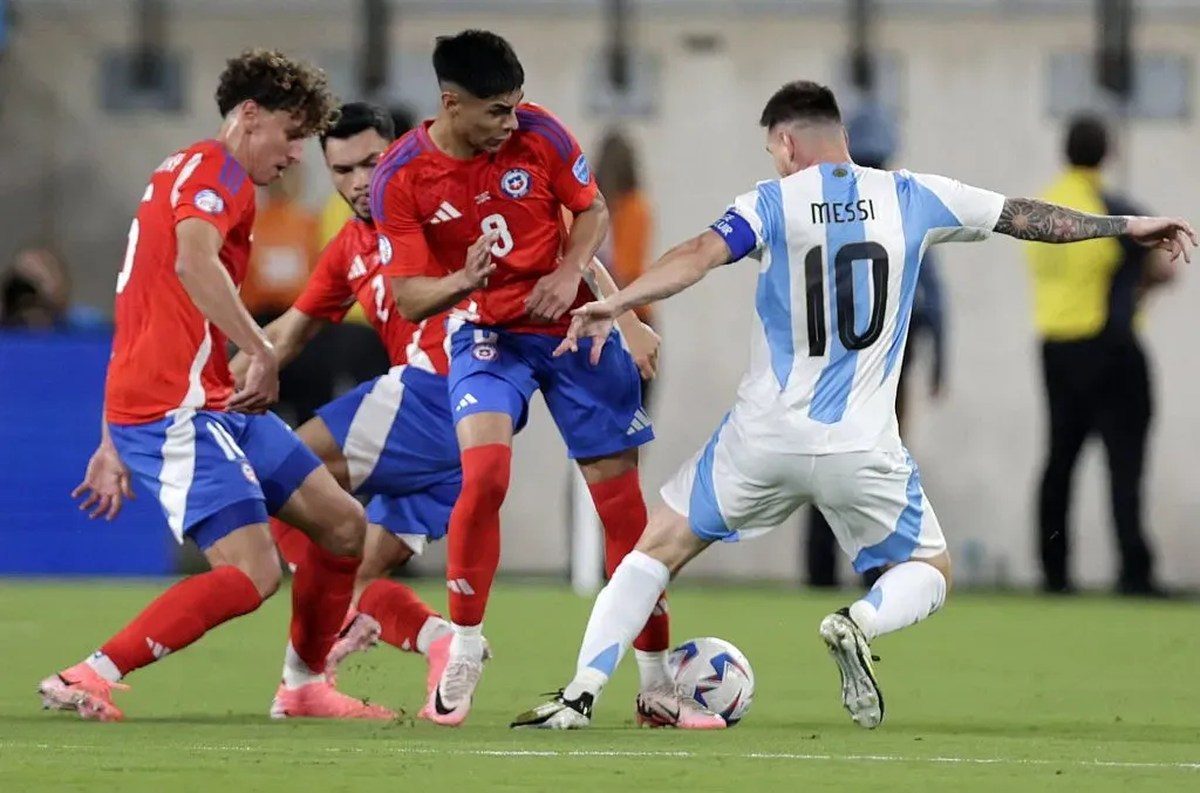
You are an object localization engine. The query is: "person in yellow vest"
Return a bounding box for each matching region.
[1025,114,1178,597]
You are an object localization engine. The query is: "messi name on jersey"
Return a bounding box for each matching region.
[810,199,876,225]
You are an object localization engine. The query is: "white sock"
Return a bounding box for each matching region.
[635,650,673,690]
[85,651,123,683]
[563,551,670,700]
[849,561,947,641]
[281,641,326,690]
[416,617,453,655]
[449,623,484,659]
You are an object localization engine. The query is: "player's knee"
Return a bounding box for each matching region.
[461,456,511,513]
[318,496,368,558]
[915,551,954,596]
[357,541,407,585]
[633,504,697,576]
[577,448,639,484]
[235,555,283,600]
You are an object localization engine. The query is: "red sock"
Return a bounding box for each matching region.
[270,517,313,570]
[446,444,510,627]
[590,469,671,653]
[357,578,442,652]
[100,566,262,676]
[289,542,360,673]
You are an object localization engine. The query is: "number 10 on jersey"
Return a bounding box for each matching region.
[804,241,889,357]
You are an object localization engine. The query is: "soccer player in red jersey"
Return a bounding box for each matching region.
[232,102,468,699]
[39,52,393,722]
[371,30,703,728]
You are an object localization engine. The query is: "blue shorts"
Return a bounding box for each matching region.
[448,323,654,460]
[318,365,460,550]
[108,409,321,550]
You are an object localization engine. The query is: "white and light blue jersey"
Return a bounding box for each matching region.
[710,163,1005,453]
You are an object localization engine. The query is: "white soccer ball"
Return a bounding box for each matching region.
[668,636,755,726]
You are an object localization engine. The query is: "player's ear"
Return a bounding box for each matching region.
[239,100,260,130]
[440,89,459,115]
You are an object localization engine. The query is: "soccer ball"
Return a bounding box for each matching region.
[668,636,755,726]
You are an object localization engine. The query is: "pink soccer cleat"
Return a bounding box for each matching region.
[38,662,128,722]
[270,680,396,720]
[635,685,727,729]
[325,612,382,687]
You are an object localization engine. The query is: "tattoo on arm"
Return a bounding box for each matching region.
[580,265,601,298]
[995,198,1128,242]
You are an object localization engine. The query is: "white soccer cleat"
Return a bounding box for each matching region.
[510,690,594,730]
[418,653,484,727]
[819,607,885,729]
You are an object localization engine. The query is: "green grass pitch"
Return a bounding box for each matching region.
[1,580,1197,791]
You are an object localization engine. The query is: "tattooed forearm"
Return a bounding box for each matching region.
[580,262,602,298]
[994,198,1128,242]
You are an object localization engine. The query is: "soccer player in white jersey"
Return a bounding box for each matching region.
[510,80,1194,731]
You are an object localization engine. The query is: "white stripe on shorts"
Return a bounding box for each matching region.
[344,366,407,491]
[158,408,198,542]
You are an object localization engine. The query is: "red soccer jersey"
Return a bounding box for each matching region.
[293,216,451,375]
[106,140,256,424]
[371,102,600,335]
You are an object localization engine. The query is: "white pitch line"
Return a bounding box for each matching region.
[1,742,1197,770]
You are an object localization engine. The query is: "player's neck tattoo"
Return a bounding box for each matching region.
[995,198,1128,242]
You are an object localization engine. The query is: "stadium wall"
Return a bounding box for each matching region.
[2,2,1199,587]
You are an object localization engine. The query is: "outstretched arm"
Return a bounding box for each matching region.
[994,197,1196,260]
[582,258,661,379]
[596,230,731,318]
[553,230,729,365]
[994,198,1127,242]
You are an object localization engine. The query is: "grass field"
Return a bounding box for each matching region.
[1,580,1197,792]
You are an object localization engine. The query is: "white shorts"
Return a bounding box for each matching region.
[660,416,946,573]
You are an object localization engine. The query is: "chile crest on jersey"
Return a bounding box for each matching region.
[500,168,532,199]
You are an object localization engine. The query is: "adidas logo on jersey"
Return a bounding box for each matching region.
[455,393,478,412]
[429,201,463,224]
[348,255,368,279]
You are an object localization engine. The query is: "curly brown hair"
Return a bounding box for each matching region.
[215,49,340,137]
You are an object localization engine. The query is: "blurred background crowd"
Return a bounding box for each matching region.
[1,0,1196,595]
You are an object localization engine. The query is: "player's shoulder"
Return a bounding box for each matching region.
[337,216,378,255]
[182,139,250,196]
[886,168,958,208]
[369,127,437,220]
[513,102,580,164]
[377,127,435,180]
[326,217,376,275]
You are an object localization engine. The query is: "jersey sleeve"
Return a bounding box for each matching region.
[520,104,599,213]
[904,171,1007,244]
[371,165,444,277]
[293,234,355,323]
[171,148,251,238]
[709,187,767,262]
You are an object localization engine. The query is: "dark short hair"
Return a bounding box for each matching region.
[389,105,417,137]
[1064,113,1108,168]
[320,102,396,149]
[432,29,524,99]
[215,49,340,137]
[760,81,842,129]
